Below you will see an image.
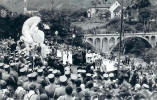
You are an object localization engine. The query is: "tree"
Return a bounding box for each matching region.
[142,48,157,63]
[132,0,151,9]
[138,8,151,22]
[0,5,29,40]
[39,9,85,47]
[151,8,157,23]
[91,0,100,8]
[135,23,144,32]
[40,9,71,38]
[138,8,151,32]
[70,8,87,21]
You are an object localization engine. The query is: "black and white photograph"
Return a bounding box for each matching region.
[0,0,157,100]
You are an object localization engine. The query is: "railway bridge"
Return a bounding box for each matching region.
[84,32,157,53]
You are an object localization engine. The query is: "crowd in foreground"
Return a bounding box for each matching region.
[0,39,157,100]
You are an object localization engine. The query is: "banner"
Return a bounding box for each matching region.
[101,59,118,72]
[86,53,101,63]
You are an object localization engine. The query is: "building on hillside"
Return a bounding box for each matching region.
[87,0,111,19]
[109,1,121,19]
[87,0,132,20]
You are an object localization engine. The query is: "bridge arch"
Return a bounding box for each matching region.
[109,37,116,50]
[117,37,120,42]
[102,37,108,52]
[87,38,94,45]
[94,38,101,52]
[151,36,156,47]
[111,36,152,53]
[145,36,149,40]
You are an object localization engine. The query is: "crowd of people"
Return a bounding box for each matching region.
[0,38,157,100]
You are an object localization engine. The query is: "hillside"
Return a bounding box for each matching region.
[1,0,156,14]
[0,0,92,13]
[0,0,157,14]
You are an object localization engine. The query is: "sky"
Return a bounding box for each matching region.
[0,0,157,14]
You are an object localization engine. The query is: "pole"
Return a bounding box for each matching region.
[118,0,124,76]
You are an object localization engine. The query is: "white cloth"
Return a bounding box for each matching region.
[101,59,117,72]
[57,50,62,58]
[21,16,45,51]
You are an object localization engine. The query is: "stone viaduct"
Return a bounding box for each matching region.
[84,32,157,53]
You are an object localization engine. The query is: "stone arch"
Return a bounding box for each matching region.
[123,36,152,47]
[87,38,93,45]
[111,36,152,53]
[109,37,115,50]
[102,37,108,52]
[145,36,149,40]
[94,38,101,52]
[117,37,120,43]
[151,36,156,47]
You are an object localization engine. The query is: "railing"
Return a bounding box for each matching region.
[84,32,157,37]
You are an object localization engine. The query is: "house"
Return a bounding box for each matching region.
[109,1,121,19]
[87,0,132,19]
[87,0,121,19]
[87,0,111,18]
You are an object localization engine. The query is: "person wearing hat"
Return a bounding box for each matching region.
[72,79,84,99]
[2,65,10,81]
[9,63,18,78]
[18,67,28,84]
[40,93,48,100]
[65,70,70,77]
[102,73,112,88]
[14,80,26,100]
[108,73,115,85]
[37,69,45,84]
[70,74,78,89]
[119,79,132,99]
[64,66,70,72]
[0,80,8,100]
[45,74,59,99]
[54,75,67,99]
[134,93,146,100]
[138,84,152,99]
[48,68,54,74]
[130,83,141,96]
[31,72,42,91]
[53,70,61,84]
[24,83,40,100]
[65,70,71,86]
[23,73,33,91]
[82,81,97,100]
[57,86,74,100]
